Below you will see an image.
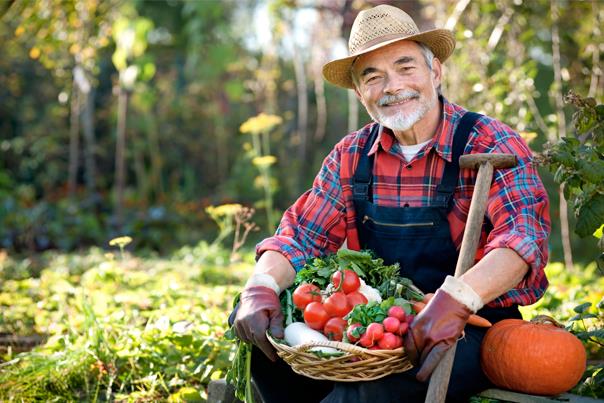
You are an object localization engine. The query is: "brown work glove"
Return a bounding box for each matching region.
[404,288,472,382]
[234,286,284,361]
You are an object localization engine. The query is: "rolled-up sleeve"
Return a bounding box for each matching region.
[256,143,348,272]
[481,122,551,305]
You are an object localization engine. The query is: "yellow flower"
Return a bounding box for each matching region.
[252,155,277,168]
[518,131,537,144]
[205,203,243,217]
[240,113,282,135]
[29,47,41,59]
[109,236,133,247]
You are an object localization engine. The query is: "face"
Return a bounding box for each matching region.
[352,41,441,132]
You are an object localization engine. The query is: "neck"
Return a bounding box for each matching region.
[392,99,442,146]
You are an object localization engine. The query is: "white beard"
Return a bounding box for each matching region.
[367,89,437,132]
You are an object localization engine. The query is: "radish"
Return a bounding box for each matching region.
[387,306,406,322]
[366,323,384,342]
[383,316,400,333]
[378,332,398,350]
[284,322,338,354]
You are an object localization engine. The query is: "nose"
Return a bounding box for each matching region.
[382,73,405,95]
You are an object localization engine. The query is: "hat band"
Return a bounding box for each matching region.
[352,31,420,55]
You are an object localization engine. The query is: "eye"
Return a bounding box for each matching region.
[364,75,381,84]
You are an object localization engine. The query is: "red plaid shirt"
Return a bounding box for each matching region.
[258,98,551,308]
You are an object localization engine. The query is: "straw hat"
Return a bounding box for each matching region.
[322,5,455,89]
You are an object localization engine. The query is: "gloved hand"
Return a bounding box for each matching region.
[234,285,284,361]
[404,276,483,382]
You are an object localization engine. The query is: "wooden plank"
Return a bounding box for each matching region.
[479,388,604,403]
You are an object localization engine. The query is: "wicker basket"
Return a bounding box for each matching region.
[267,332,413,382]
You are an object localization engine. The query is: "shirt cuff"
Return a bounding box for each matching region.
[256,236,308,272]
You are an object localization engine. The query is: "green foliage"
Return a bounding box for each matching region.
[567,299,604,398]
[540,93,604,238]
[0,245,253,401]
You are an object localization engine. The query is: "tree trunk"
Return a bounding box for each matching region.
[588,0,601,99]
[313,71,327,142]
[551,1,574,271]
[347,89,358,134]
[145,111,164,201]
[133,135,149,204]
[214,107,228,185]
[291,31,308,193]
[68,82,80,197]
[81,88,96,194]
[114,86,129,231]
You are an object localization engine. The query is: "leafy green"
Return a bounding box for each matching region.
[224,336,254,403]
[345,297,411,327]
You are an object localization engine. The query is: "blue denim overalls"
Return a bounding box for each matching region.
[352,112,520,324]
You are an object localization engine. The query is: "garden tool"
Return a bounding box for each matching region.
[425,153,518,403]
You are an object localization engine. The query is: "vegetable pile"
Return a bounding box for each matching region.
[280,249,425,352]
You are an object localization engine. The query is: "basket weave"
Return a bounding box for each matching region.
[267,332,413,382]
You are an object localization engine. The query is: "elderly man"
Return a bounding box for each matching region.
[233,4,550,403]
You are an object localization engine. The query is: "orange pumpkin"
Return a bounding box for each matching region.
[480,315,586,396]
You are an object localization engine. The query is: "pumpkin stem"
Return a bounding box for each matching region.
[530,315,564,328]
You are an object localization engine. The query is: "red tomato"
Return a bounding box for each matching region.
[331,270,361,293]
[323,317,347,341]
[405,314,415,325]
[293,283,322,310]
[346,323,363,343]
[377,332,398,350]
[346,291,368,308]
[323,292,351,317]
[387,306,406,322]
[366,323,384,342]
[304,302,329,330]
[382,316,401,333]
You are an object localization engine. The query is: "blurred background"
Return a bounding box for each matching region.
[0,0,601,262]
[0,1,603,400]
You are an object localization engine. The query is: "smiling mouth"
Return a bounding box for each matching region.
[382,98,416,107]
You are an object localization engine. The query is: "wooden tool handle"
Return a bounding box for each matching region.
[425,155,516,403]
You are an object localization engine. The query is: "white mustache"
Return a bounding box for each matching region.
[377,91,420,107]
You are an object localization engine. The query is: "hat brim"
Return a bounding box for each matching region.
[322,29,455,89]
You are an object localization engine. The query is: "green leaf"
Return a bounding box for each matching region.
[568,314,582,322]
[573,302,592,313]
[576,194,604,237]
[584,329,604,339]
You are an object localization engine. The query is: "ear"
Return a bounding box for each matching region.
[431,57,442,88]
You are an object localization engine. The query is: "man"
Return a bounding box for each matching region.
[233,4,550,403]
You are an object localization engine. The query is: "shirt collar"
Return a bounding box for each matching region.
[367,97,458,162]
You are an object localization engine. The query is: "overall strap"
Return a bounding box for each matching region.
[434,111,482,209]
[352,124,381,202]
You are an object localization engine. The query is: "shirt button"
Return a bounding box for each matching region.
[406,165,413,169]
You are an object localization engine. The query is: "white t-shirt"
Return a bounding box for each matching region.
[400,139,431,162]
